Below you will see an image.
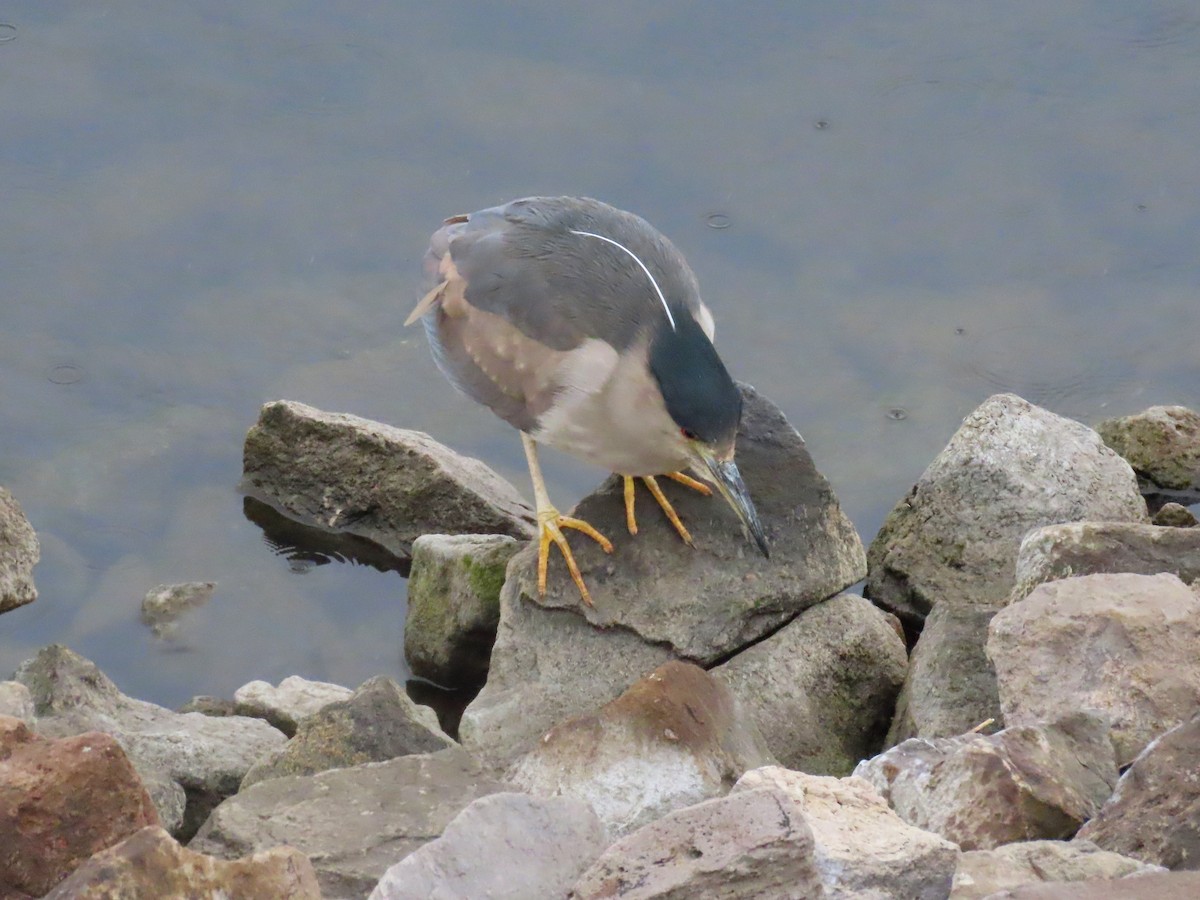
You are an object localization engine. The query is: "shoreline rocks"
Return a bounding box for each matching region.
[4,394,1198,897]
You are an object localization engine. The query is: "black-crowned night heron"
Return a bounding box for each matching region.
[406,196,768,605]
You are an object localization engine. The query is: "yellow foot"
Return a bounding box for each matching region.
[536,508,613,606]
[622,472,712,546]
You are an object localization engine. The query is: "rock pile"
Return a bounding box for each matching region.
[1,392,1197,898]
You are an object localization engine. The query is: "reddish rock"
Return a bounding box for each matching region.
[510,661,774,836]
[43,826,321,899]
[0,718,158,897]
[1077,714,1200,870]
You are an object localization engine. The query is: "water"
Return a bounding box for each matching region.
[2,2,1197,708]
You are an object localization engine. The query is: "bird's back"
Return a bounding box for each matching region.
[411,197,713,435]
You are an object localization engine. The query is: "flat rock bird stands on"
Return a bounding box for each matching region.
[406,197,768,605]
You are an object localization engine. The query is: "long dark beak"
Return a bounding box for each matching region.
[694,448,770,558]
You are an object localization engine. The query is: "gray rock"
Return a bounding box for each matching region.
[1012,521,1200,603]
[509,661,775,837]
[569,785,826,899]
[1154,502,1198,527]
[1097,405,1200,492]
[988,572,1200,765]
[241,675,454,789]
[887,604,1003,745]
[854,712,1117,851]
[14,645,285,841]
[735,767,959,899]
[867,394,1147,631]
[985,870,1200,899]
[950,840,1165,900]
[241,400,536,556]
[190,746,507,900]
[715,593,907,774]
[462,385,866,764]
[404,534,520,687]
[140,581,215,639]
[522,384,866,661]
[369,793,607,900]
[177,695,240,717]
[0,486,39,614]
[233,675,353,736]
[0,680,34,723]
[1077,713,1200,870]
[460,586,676,766]
[44,825,323,900]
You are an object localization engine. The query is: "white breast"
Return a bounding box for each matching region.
[531,337,690,477]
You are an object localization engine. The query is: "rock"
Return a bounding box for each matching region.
[0,681,34,723]
[1154,502,1198,527]
[14,644,285,840]
[191,746,506,899]
[1077,713,1200,870]
[735,766,959,899]
[854,712,1117,850]
[985,870,1200,898]
[510,661,774,836]
[178,695,240,717]
[43,825,321,900]
[0,486,39,614]
[950,840,1165,899]
[519,384,866,660]
[404,533,520,687]
[233,675,353,736]
[1012,522,1200,603]
[1097,405,1200,492]
[887,604,1002,744]
[462,385,866,764]
[569,785,826,899]
[241,675,455,788]
[0,718,159,898]
[867,394,1147,632]
[242,400,536,556]
[140,581,215,638]
[715,593,907,774]
[369,792,607,900]
[988,572,1200,765]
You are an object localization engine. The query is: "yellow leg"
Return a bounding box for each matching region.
[664,471,712,495]
[641,475,695,546]
[623,470,714,543]
[522,434,612,606]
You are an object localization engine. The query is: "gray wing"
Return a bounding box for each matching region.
[408,196,707,432]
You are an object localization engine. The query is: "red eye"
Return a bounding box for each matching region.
[681,428,697,440]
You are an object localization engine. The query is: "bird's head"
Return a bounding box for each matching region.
[648,315,769,557]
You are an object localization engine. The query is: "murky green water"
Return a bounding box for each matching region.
[2,2,1196,706]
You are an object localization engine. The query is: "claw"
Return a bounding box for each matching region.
[535,509,613,606]
[622,471,712,546]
